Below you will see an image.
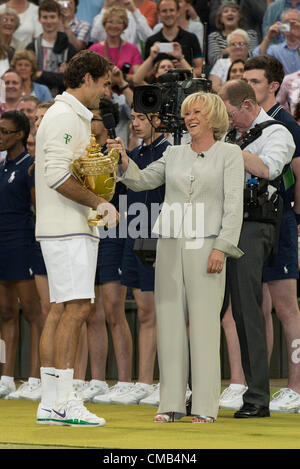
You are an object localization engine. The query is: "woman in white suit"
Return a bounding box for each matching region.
[107,91,244,423]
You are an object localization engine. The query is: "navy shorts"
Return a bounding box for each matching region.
[263,208,299,282]
[95,237,125,285]
[33,242,47,276]
[120,238,155,292]
[0,240,35,281]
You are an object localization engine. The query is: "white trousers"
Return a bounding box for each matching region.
[155,237,226,419]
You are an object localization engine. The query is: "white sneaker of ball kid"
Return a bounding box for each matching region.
[51,392,106,427]
[21,379,41,401]
[219,384,247,410]
[270,388,300,413]
[7,381,29,400]
[92,382,134,404]
[0,379,16,399]
[111,382,155,405]
[140,383,160,406]
[82,380,109,402]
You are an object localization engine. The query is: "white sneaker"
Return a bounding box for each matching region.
[73,380,88,397]
[51,392,106,427]
[140,383,160,406]
[219,384,247,410]
[93,382,134,404]
[0,380,16,399]
[270,388,300,413]
[36,403,53,425]
[7,381,29,400]
[111,382,154,405]
[82,380,109,402]
[21,379,41,401]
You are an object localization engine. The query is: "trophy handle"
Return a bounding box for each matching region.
[71,159,85,185]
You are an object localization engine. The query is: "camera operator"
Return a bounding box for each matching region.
[219,79,295,419]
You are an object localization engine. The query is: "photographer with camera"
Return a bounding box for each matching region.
[219,79,295,418]
[107,91,244,423]
[253,8,300,74]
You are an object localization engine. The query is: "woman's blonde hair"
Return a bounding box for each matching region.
[102,6,128,29]
[181,92,229,140]
[11,50,38,80]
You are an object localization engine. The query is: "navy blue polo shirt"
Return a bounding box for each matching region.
[0,151,35,244]
[267,103,300,206]
[127,134,170,238]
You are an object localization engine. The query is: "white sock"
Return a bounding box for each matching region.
[40,367,57,408]
[229,383,246,390]
[0,375,14,385]
[90,379,106,386]
[55,368,74,406]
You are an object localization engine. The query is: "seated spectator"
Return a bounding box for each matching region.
[58,0,91,51]
[91,0,153,51]
[16,95,40,128]
[209,28,250,92]
[0,0,43,47]
[153,0,204,49]
[208,1,258,66]
[262,0,300,41]
[1,69,23,112]
[26,0,77,96]
[11,49,53,101]
[0,42,12,78]
[0,8,26,53]
[253,8,300,75]
[226,58,245,80]
[89,6,143,84]
[144,0,203,77]
[276,69,300,115]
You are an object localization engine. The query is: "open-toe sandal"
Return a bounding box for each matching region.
[153,412,175,423]
[192,415,215,423]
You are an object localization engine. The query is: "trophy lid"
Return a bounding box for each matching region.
[84,134,103,158]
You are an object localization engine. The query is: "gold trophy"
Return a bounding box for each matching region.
[71,134,120,226]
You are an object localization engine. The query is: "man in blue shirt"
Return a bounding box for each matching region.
[253,8,300,74]
[263,0,300,40]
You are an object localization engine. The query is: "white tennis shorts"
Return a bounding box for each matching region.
[40,237,99,303]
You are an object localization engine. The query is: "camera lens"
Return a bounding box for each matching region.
[133,86,162,113]
[141,90,158,109]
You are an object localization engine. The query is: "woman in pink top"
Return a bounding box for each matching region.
[89,6,143,80]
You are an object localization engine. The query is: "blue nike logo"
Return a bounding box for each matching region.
[53,409,66,418]
[45,373,59,378]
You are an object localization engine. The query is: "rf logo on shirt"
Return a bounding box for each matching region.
[64,133,72,144]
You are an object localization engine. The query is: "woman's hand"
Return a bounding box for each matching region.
[206,249,225,274]
[107,137,129,173]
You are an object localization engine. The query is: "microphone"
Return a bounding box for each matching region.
[198,153,205,158]
[102,112,117,139]
[101,112,122,166]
